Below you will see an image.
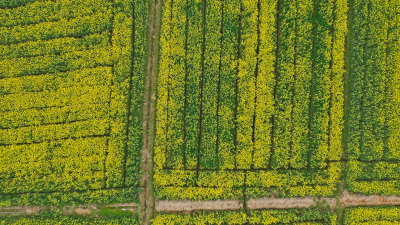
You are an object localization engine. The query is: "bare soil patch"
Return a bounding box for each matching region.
[154,192,400,212]
[340,190,400,207]
[139,0,162,224]
[155,200,242,212]
[247,197,336,209]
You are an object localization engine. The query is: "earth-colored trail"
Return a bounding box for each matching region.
[3,192,400,216]
[139,0,161,224]
[155,200,242,212]
[340,190,400,207]
[154,192,400,212]
[247,197,336,209]
[0,203,138,217]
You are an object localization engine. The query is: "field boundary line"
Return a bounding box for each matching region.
[5,192,400,216]
[139,0,162,224]
[154,192,400,212]
[0,203,139,217]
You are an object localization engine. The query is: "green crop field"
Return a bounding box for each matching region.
[1,0,400,224]
[0,213,139,225]
[154,0,346,200]
[0,0,149,206]
[153,208,337,224]
[346,0,400,196]
[344,206,400,224]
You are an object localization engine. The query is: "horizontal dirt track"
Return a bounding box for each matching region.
[155,191,400,212]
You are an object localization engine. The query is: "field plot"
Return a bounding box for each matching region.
[0,0,149,206]
[346,0,400,196]
[154,0,347,200]
[152,208,337,225]
[344,206,400,224]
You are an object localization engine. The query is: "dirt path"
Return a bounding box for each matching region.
[0,206,44,217]
[340,191,400,207]
[3,192,400,217]
[154,193,400,212]
[0,203,138,217]
[139,0,162,224]
[247,197,336,209]
[155,200,242,212]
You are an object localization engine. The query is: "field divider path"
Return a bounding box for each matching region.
[155,200,242,212]
[0,203,139,217]
[139,0,162,224]
[154,192,400,212]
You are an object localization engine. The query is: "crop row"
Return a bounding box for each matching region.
[0,11,111,45]
[155,162,340,200]
[346,0,400,196]
[0,66,112,95]
[0,31,111,60]
[345,206,400,224]
[122,0,150,187]
[153,207,400,225]
[0,47,113,79]
[0,0,42,9]
[0,213,138,225]
[153,208,336,225]
[0,0,111,28]
[1,84,111,112]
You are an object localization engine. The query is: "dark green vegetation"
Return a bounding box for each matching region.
[346,0,400,195]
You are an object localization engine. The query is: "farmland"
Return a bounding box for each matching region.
[152,208,337,224]
[154,0,346,200]
[344,207,400,224]
[346,0,400,196]
[1,0,400,224]
[0,0,149,206]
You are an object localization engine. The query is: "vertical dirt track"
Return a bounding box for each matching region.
[139,0,162,224]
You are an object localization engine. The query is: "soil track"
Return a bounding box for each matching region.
[0,203,138,217]
[247,197,336,209]
[139,0,162,224]
[4,192,400,217]
[340,190,400,207]
[154,192,400,212]
[155,200,242,212]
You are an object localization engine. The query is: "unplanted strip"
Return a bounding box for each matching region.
[155,192,400,212]
[340,190,400,207]
[247,197,336,209]
[155,200,242,212]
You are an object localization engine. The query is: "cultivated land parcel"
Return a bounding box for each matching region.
[0,0,400,224]
[0,0,149,206]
